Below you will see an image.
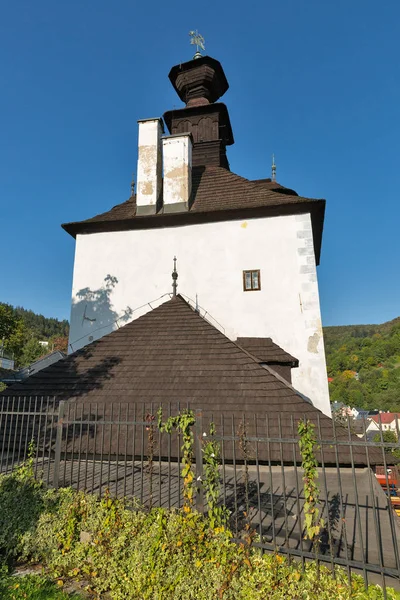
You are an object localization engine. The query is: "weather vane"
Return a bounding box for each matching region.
[189,30,205,59]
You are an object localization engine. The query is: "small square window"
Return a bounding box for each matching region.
[243,270,261,291]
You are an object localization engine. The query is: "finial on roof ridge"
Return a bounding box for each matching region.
[172,256,178,297]
[271,154,276,182]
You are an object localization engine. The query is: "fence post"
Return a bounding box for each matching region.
[53,401,65,489]
[195,409,204,514]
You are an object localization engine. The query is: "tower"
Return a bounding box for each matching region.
[63,53,330,416]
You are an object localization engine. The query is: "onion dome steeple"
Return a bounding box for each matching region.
[163,55,234,170]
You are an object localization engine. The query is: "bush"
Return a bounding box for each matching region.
[0,451,45,563]
[18,491,400,600]
[0,571,83,599]
[1,463,400,599]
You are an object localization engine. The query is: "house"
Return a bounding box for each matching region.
[16,350,66,380]
[354,409,370,420]
[366,413,400,436]
[0,350,14,371]
[331,403,370,421]
[0,351,66,389]
[62,53,330,416]
[331,401,354,418]
[0,367,20,386]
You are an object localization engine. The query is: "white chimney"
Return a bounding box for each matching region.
[136,118,164,215]
[162,133,192,212]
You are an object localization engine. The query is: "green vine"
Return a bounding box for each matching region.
[297,419,325,544]
[202,423,229,528]
[158,408,195,511]
[238,420,251,529]
[145,413,156,510]
[14,439,36,482]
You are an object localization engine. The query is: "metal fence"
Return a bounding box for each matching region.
[1,396,400,595]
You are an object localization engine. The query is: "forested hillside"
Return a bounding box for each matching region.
[0,302,69,369]
[12,306,69,339]
[324,317,400,411]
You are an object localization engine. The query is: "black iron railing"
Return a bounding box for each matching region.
[1,396,400,595]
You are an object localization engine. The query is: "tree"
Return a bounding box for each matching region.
[0,304,20,341]
[324,316,400,413]
[20,338,44,367]
[48,336,68,353]
[3,319,26,363]
[373,430,400,460]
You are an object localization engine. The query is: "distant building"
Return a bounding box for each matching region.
[354,409,370,420]
[0,351,66,389]
[17,351,66,380]
[0,357,14,370]
[332,401,354,418]
[0,367,20,386]
[366,413,400,435]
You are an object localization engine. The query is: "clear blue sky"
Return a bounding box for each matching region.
[1,0,399,326]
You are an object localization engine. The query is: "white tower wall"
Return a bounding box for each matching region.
[68,212,331,417]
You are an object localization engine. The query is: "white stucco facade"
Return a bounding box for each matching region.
[68,212,331,416]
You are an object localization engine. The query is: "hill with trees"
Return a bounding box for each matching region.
[324,317,400,412]
[0,302,69,369]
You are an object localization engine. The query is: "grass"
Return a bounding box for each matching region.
[0,573,84,599]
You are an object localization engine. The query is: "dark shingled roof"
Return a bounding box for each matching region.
[62,166,325,264]
[6,296,307,408]
[236,337,299,366]
[5,295,378,465]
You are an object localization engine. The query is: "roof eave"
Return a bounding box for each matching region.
[62,199,326,265]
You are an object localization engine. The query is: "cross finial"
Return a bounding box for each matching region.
[130,173,135,196]
[271,154,276,182]
[172,256,178,297]
[189,30,205,59]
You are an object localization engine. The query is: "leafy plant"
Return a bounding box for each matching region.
[1,477,398,600]
[202,423,229,528]
[145,413,156,509]
[373,429,400,460]
[158,408,196,510]
[0,441,45,562]
[0,572,84,599]
[297,419,325,544]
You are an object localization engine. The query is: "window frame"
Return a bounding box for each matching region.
[242,269,261,292]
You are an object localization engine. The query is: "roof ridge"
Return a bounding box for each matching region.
[196,166,320,202]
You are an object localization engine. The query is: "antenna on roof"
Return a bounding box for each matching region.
[172,256,178,297]
[271,154,276,182]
